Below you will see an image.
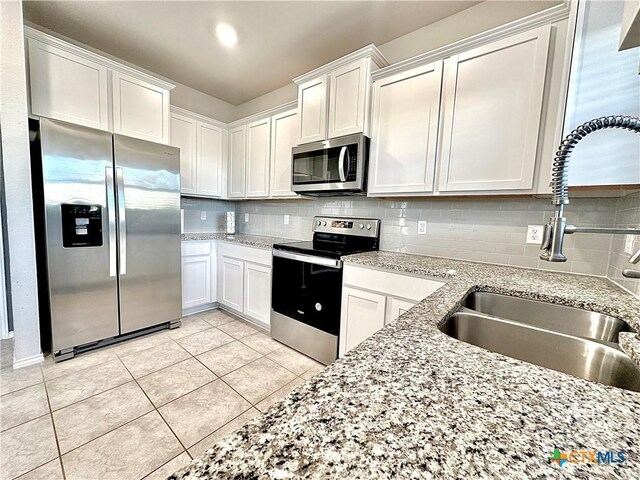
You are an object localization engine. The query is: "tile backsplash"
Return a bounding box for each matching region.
[608,192,640,296]
[182,192,640,287]
[181,197,232,233]
[236,196,621,276]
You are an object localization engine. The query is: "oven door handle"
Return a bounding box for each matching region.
[273,249,342,269]
[338,146,348,182]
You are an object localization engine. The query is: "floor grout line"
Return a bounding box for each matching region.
[3,311,321,480]
[41,370,67,480]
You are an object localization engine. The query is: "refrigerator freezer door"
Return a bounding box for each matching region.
[40,119,119,352]
[113,134,182,334]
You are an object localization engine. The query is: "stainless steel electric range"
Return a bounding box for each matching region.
[271,216,381,365]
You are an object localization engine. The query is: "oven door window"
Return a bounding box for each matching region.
[271,256,342,335]
[292,144,357,184]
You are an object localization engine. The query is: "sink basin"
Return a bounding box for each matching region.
[440,294,640,392]
[462,292,630,342]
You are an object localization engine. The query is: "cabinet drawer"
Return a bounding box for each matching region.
[217,242,271,266]
[343,264,444,302]
[181,241,211,256]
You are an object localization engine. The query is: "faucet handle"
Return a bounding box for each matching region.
[629,247,640,265]
[540,222,552,251]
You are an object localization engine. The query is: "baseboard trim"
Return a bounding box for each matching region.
[13,352,44,369]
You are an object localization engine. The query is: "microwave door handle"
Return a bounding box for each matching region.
[338,146,347,182]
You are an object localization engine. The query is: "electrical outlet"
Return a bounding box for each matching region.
[625,234,635,254]
[200,211,207,221]
[244,213,249,222]
[284,214,290,225]
[417,221,427,235]
[527,225,544,244]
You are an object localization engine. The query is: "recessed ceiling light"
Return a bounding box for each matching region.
[216,23,238,47]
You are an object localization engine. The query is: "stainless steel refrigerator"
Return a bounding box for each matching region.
[33,118,182,361]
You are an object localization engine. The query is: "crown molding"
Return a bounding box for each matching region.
[170,106,228,128]
[372,1,571,81]
[293,44,389,85]
[227,100,298,128]
[24,24,176,90]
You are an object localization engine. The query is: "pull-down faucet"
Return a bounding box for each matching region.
[539,115,640,278]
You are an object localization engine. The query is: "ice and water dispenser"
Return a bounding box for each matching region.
[60,204,103,247]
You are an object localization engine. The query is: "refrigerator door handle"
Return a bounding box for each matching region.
[116,167,127,275]
[105,167,117,277]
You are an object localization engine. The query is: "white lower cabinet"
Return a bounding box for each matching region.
[339,265,445,356]
[217,242,272,328]
[181,241,216,311]
[385,297,416,325]
[220,257,244,312]
[243,262,272,324]
[341,287,387,353]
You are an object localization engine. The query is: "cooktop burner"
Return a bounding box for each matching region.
[273,216,381,260]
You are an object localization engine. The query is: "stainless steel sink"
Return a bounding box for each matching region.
[440,293,640,392]
[462,292,631,342]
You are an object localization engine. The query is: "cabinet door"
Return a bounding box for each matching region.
[197,121,224,197]
[368,61,443,195]
[182,255,211,309]
[27,38,109,130]
[170,112,197,195]
[385,297,416,325]
[270,109,298,198]
[328,58,369,138]
[245,118,271,198]
[438,25,551,192]
[340,287,387,354]
[227,125,246,198]
[112,70,170,143]
[297,76,328,144]
[243,262,271,325]
[219,256,244,312]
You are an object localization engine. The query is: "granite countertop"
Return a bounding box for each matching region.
[181,233,298,250]
[173,251,640,479]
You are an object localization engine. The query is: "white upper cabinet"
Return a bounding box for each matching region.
[228,125,247,198]
[294,45,388,144]
[438,25,551,192]
[328,58,370,138]
[170,107,225,198]
[245,118,271,198]
[270,109,299,198]
[296,76,328,144]
[27,37,110,131]
[25,27,174,143]
[197,122,224,197]
[170,111,197,195]
[368,61,443,195]
[112,71,170,144]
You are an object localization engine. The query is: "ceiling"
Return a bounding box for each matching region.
[23,1,485,105]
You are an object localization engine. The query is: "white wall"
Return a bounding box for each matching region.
[171,80,236,123]
[378,0,561,63]
[0,0,43,367]
[230,0,560,119]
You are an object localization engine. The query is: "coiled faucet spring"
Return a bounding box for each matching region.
[551,115,640,206]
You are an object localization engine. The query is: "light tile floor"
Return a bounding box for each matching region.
[0,310,325,480]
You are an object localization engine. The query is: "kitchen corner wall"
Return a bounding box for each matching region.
[236,196,620,276]
[608,192,640,296]
[181,197,232,233]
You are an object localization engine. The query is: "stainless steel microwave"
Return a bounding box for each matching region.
[291,134,369,196]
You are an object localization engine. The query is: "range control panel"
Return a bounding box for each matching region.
[312,216,380,238]
[61,204,103,248]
